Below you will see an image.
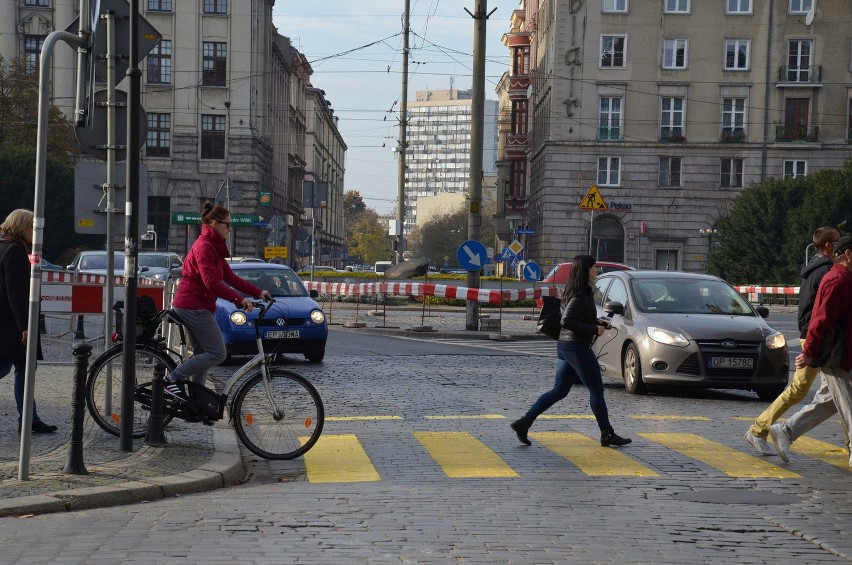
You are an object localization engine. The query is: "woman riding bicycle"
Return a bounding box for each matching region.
[164,202,271,401]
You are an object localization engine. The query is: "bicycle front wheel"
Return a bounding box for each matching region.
[232,369,324,460]
[86,344,177,438]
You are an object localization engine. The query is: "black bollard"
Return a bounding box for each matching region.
[145,362,167,446]
[63,342,91,475]
[39,313,46,334]
[73,314,86,340]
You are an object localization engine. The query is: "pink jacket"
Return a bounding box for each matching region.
[172,225,263,313]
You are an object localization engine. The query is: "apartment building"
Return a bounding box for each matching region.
[496,0,852,272]
[404,88,498,235]
[1,0,343,265]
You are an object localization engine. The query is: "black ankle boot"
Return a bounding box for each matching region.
[511,417,532,446]
[601,429,631,447]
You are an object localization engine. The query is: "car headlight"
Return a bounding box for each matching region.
[647,326,689,347]
[230,311,247,326]
[310,309,326,324]
[765,330,786,350]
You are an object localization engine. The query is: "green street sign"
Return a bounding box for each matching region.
[172,212,259,225]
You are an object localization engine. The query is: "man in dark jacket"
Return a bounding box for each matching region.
[0,209,56,433]
[770,234,852,466]
[745,227,840,455]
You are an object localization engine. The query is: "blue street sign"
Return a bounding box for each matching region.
[523,261,541,282]
[516,228,535,235]
[501,247,516,261]
[456,239,488,271]
[494,252,504,262]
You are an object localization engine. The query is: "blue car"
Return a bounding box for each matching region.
[215,263,328,362]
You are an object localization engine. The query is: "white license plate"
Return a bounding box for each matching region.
[706,356,753,369]
[266,330,300,339]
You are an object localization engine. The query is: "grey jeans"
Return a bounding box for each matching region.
[169,308,227,385]
[783,371,851,448]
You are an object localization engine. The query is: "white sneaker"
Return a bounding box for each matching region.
[768,423,792,463]
[744,431,774,456]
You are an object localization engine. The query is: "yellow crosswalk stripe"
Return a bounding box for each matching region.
[425,414,505,420]
[792,437,852,470]
[531,432,659,477]
[628,415,710,421]
[302,434,381,483]
[640,433,801,478]
[325,416,403,421]
[414,432,520,478]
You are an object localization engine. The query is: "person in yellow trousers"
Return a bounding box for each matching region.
[744,226,848,455]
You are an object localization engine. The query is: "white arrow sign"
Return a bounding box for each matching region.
[462,244,482,267]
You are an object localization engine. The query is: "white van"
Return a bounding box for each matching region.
[374,260,393,274]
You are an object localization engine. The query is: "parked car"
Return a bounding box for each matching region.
[137,252,183,281]
[40,258,64,271]
[591,270,788,400]
[216,263,328,362]
[66,250,125,276]
[227,257,265,263]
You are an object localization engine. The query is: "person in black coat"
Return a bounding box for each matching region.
[0,209,56,434]
[511,254,630,447]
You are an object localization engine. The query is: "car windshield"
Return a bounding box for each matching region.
[632,278,753,316]
[139,254,172,269]
[80,254,124,271]
[236,269,308,298]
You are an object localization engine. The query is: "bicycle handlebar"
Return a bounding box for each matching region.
[246,298,276,318]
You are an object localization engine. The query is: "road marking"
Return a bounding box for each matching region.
[302,434,381,483]
[628,415,710,421]
[414,432,520,478]
[430,338,557,357]
[792,437,851,470]
[325,416,403,421]
[426,414,506,420]
[531,432,659,477]
[538,414,596,419]
[640,433,801,478]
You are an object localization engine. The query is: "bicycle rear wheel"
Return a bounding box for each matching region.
[86,344,177,438]
[232,369,324,460]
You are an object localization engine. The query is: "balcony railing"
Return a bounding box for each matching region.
[660,128,686,142]
[504,196,529,213]
[599,126,621,141]
[720,127,746,143]
[775,125,819,142]
[778,65,823,83]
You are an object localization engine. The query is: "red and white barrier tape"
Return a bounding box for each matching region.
[734,286,800,295]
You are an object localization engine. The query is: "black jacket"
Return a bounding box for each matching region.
[559,288,599,345]
[0,234,32,361]
[798,254,833,338]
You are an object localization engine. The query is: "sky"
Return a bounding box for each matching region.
[272,1,518,215]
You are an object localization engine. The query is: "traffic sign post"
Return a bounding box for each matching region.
[579,184,609,255]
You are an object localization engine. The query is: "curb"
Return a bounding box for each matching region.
[0,423,245,517]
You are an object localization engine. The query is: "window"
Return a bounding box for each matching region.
[664,0,689,13]
[597,157,621,186]
[147,40,171,84]
[789,0,812,14]
[726,0,751,13]
[201,114,225,159]
[786,40,812,82]
[659,157,682,187]
[202,42,227,86]
[203,0,227,14]
[721,158,743,187]
[663,39,688,69]
[603,0,627,12]
[601,36,626,68]
[660,97,685,140]
[512,45,530,76]
[25,0,50,6]
[24,35,45,75]
[599,97,622,141]
[147,0,172,10]
[783,98,811,140]
[783,160,807,178]
[722,98,746,140]
[724,39,750,70]
[511,100,528,135]
[146,113,171,157]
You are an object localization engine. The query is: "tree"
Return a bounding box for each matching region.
[708,161,852,283]
[347,208,390,265]
[408,200,497,267]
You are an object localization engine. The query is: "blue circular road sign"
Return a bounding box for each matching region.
[456,240,488,271]
[523,261,541,282]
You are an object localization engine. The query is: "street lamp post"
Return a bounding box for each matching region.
[699,228,717,271]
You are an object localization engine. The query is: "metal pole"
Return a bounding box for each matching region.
[395,0,410,265]
[120,0,141,451]
[74,0,91,128]
[63,343,91,475]
[20,29,85,480]
[464,0,493,331]
[104,10,116,356]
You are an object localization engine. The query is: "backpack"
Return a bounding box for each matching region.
[135,295,160,341]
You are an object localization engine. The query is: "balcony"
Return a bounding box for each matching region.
[598,126,621,141]
[775,125,819,142]
[777,65,823,84]
[660,128,686,142]
[504,196,529,213]
[720,128,746,143]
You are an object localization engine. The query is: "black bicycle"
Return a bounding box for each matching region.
[85,299,324,460]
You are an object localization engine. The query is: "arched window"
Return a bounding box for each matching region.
[590,215,625,263]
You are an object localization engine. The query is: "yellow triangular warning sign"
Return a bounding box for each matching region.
[579,184,608,210]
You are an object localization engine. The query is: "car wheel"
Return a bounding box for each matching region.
[622,343,648,395]
[755,385,785,402]
[305,348,325,363]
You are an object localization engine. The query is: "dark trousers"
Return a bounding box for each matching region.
[0,357,42,424]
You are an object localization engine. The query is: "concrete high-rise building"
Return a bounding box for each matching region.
[404,88,498,235]
[496,0,852,272]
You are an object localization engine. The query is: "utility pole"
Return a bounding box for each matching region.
[395,0,410,265]
[464,1,495,331]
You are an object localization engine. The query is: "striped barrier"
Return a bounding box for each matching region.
[734,285,799,295]
[39,271,166,313]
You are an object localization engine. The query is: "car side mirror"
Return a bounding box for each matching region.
[140,266,149,273]
[66,264,74,271]
[755,305,769,318]
[603,300,624,317]
[310,289,319,298]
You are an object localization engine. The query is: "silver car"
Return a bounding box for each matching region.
[592,271,788,400]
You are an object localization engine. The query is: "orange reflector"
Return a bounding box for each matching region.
[245,414,254,425]
[305,418,312,428]
[111,414,120,423]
